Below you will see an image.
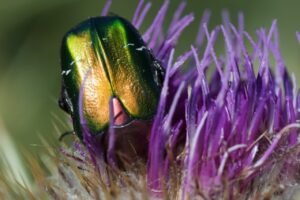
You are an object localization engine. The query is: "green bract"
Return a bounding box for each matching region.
[59,16,163,137]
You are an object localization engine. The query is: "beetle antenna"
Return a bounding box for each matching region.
[107,12,119,17]
[59,131,76,141]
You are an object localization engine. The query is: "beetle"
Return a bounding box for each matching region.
[58,16,164,159]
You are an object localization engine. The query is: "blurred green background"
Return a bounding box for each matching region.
[0,0,299,154]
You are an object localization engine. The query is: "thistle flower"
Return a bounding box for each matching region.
[144,2,300,198]
[2,0,300,199]
[75,0,300,198]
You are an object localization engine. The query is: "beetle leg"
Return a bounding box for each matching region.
[149,50,165,87]
[153,59,165,87]
[58,80,74,114]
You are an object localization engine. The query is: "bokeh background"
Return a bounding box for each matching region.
[0,0,300,155]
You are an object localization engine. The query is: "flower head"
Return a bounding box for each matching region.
[72,0,300,199]
[141,1,300,198]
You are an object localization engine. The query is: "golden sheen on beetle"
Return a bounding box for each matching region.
[58,16,164,139]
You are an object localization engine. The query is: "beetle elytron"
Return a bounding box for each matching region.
[58,16,164,159]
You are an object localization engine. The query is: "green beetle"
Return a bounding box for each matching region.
[58,16,164,139]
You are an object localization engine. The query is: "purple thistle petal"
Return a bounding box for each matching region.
[221,25,240,86]
[134,2,152,29]
[169,49,193,77]
[156,13,194,62]
[222,10,231,32]
[170,120,183,149]
[195,10,211,47]
[143,0,169,44]
[163,81,186,135]
[107,98,117,168]
[297,89,300,118]
[132,0,144,25]
[204,25,222,76]
[229,23,255,82]
[184,112,208,194]
[167,14,194,44]
[238,12,244,37]
[169,2,187,33]
[297,32,300,44]
[101,0,112,16]
[192,46,209,97]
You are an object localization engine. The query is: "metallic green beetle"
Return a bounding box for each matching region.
[59,16,164,138]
